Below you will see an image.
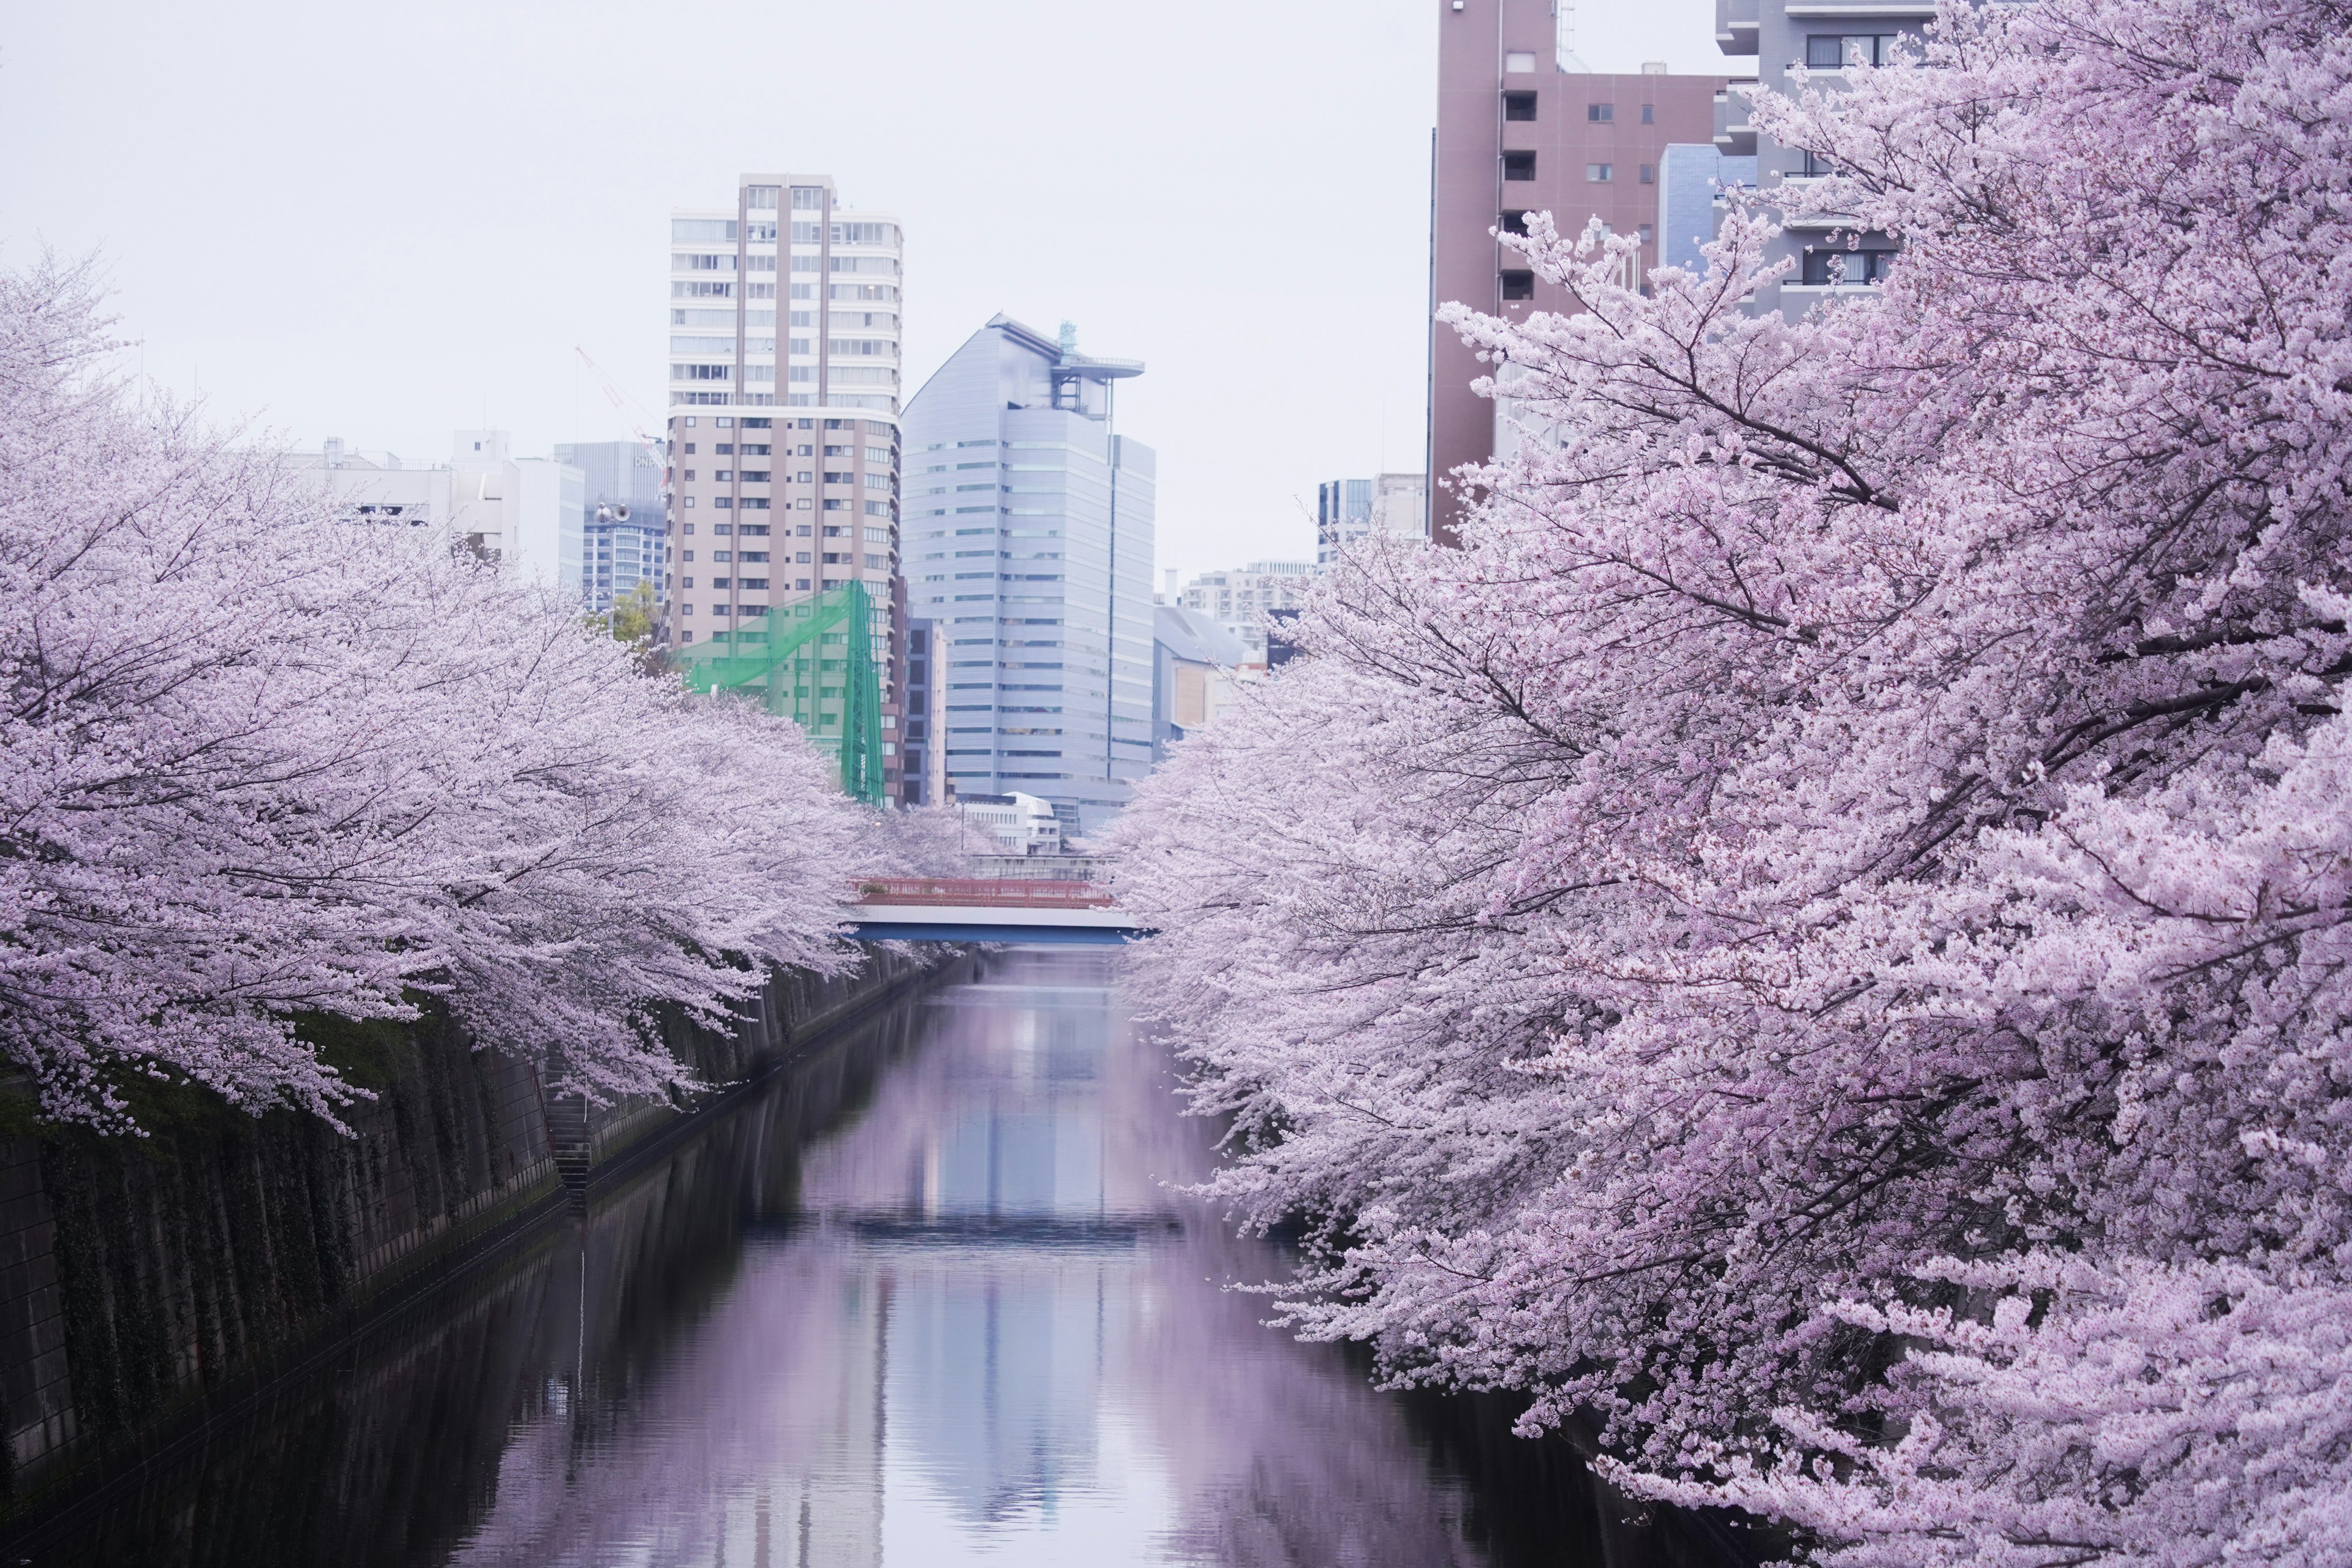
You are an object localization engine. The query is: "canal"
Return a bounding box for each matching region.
[36,948,1698,1567]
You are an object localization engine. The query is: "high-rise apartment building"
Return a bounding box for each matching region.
[1428,1,1725,542]
[662,172,908,797]
[901,315,1155,835]
[1714,0,1926,316]
[1316,473,1428,566]
[558,440,666,616]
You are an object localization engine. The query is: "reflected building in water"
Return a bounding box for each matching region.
[44,952,1697,1568]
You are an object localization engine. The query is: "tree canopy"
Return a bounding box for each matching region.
[1116,0,2352,1558]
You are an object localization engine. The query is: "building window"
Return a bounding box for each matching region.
[1639,163,1655,184]
[1807,32,1899,67]
[1587,102,1613,122]
[1800,247,1898,285]
[1501,270,1536,301]
[1504,50,1536,72]
[1641,103,1654,124]
[1503,150,1536,181]
[1503,90,1536,121]
[1587,162,1613,183]
[1499,209,1529,235]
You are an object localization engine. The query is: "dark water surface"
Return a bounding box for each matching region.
[35,949,1686,1567]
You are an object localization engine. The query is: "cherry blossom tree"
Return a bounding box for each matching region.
[1115,0,2352,1556]
[859,802,974,877]
[0,260,864,1129]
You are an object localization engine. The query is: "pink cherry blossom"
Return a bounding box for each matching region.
[1115,0,2352,1556]
[0,260,864,1131]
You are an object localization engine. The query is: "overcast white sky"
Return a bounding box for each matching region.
[0,0,1717,584]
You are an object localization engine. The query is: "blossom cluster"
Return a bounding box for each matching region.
[0,263,864,1131]
[1115,0,2352,1558]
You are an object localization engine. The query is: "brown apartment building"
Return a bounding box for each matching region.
[1429,1,1725,542]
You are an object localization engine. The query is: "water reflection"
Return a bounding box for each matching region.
[34,950,1676,1567]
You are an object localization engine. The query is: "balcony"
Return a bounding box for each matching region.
[1716,0,1758,55]
[1714,82,1758,157]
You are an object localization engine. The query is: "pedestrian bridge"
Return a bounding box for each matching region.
[844,876,1153,945]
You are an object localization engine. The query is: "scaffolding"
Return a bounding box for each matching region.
[676,581,888,807]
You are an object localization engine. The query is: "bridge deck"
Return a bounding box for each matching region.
[845,878,1150,943]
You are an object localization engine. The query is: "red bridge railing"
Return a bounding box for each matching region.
[851,876,1116,910]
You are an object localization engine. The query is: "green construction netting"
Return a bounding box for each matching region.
[676,581,888,807]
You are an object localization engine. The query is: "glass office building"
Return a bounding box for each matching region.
[901,315,1155,835]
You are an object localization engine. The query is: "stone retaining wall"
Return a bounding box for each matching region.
[0,943,946,1498]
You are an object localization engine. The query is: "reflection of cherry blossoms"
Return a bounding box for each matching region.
[0,263,860,1129]
[1114,0,2352,1558]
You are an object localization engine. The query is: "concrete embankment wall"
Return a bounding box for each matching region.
[0,943,946,1502]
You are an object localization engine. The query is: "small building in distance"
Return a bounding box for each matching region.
[954,791,1063,856]
[1265,607,1306,670]
[1317,473,1428,566]
[1176,560,1313,668]
[1152,603,1251,758]
[285,431,583,595]
[557,440,667,616]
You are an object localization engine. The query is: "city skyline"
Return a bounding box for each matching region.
[0,0,1721,588]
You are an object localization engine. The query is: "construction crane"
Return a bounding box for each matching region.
[574,346,666,471]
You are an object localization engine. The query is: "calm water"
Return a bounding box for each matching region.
[34,949,1688,1567]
